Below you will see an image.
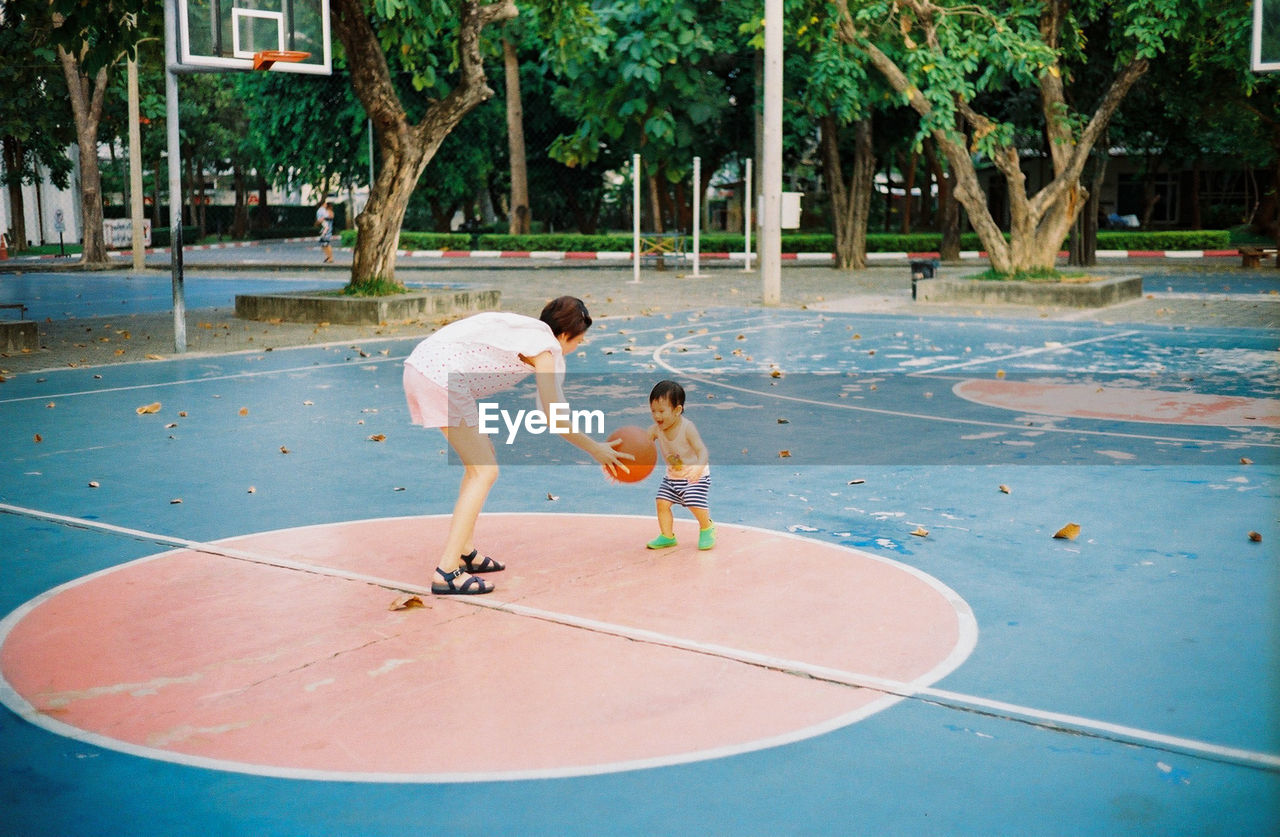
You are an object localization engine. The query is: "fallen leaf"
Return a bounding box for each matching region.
[1053,522,1081,540]
[368,434,386,442]
[239,407,249,416]
[393,487,406,492]
[770,369,782,378]
[247,486,256,494]
[546,493,559,501]
[777,418,790,424]
[88,481,99,488]
[46,402,55,408]
[33,434,42,443]
[910,526,929,538]
[303,400,314,406]
[145,353,163,360]
[847,479,865,485]
[1248,531,1262,542]
[136,402,162,415]
[165,422,178,429]
[280,446,290,454]
[170,498,183,504]
[114,349,125,356]
[778,450,791,458]
[996,369,1006,379]
[1240,457,1253,465]
[999,484,1011,494]
[388,594,426,612]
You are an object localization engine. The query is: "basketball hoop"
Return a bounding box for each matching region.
[252,50,311,71]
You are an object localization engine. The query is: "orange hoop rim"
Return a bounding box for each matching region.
[252,50,311,70]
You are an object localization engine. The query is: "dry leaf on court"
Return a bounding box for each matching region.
[368,434,386,442]
[1053,523,1081,540]
[910,526,929,538]
[848,479,865,485]
[1240,457,1253,465]
[1248,531,1262,542]
[170,498,183,504]
[778,449,791,458]
[280,445,290,454]
[179,411,188,417]
[136,402,161,415]
[770,369,783,378]
[88,481,99,488]
[999,484,1011,494]
[33,434,42,443]
[238,407,249,416]
[546,493,559,501]
[145,354,163,360]
[389,594,426,611]
[247,486,256,494]
[777,418,790,424]
[996,369,1006,379]
[46,402,55,408]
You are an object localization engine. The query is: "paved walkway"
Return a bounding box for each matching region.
[1,248,1276,377]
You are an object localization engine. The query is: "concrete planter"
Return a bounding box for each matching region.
[235,288,501,325]
[915,274,1141,307]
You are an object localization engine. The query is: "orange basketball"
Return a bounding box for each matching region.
[605,425,656,483]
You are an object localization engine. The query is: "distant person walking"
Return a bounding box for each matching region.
[316,199,334,263]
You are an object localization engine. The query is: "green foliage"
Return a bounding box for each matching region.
[971,267,1076,283]
[340,276,408,296]
[1095,230,1229,250]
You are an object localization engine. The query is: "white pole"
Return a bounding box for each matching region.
[692,156,701,278]
[760,0,783,304]
[163,0,186,352]
[127,57,145,272]
[631,153,641,284]
[743,157,753,271]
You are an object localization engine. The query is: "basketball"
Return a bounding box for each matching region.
[605,425,656,483]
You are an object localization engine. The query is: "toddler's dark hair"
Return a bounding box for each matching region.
[539,296,592,338]
[649,380,685,409]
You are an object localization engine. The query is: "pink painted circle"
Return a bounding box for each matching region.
[0,515,974,782]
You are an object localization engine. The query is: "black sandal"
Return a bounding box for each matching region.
[460,548,505,573]
[431,566,494,595]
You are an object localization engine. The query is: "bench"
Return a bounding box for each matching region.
[1238,246,1279,268]
[640,231,687,270]
[0,303,28,319]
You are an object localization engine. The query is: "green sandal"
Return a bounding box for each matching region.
[698,525,716,550]
[646,534,678,549]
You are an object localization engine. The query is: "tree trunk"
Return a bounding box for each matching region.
[924,137,961,261]
[1069,143,1108,267]
[331,0,516,288]
[58,47,109,266]
[820,113,873,270]
[502,36,530,235]
[900,150,916,234]
[231,165,249,238]
[3,137,28,251]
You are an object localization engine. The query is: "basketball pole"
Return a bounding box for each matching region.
[691,156,701,278]
[163,0,187,353]
[631,153,641,284]
[760,0,783,305]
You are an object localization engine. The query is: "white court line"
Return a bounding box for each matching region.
[1,501,1277,774]
[901,331,1140,376]
[652,328,1280,449]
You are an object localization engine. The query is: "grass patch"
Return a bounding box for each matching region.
[971,267,1096,283]
[340,277,408,296]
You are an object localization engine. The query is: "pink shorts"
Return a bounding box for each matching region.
[403,365,476,428]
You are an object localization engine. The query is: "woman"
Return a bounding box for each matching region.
[403,296,630,595]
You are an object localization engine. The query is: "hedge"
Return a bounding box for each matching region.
[339,228,1232,253]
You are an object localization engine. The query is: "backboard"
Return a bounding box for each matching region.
[1254,0,1280,72]
[176,0,331,75]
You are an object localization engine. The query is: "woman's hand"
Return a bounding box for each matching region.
[594,436,635,479]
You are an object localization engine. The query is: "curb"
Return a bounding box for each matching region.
[4,241,1248,264]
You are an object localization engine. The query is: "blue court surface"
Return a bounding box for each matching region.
[1,302,1278,835]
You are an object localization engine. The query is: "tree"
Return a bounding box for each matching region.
[37,0,149,266]
[330,0,516,289]
[831,0,1186,274]
[0,6,74,251]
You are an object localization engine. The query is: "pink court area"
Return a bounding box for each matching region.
[954,379,1280,427]
[1,514,972,781]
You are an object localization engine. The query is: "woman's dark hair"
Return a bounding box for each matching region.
[540,296,592,338]
[649,379,685,409]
